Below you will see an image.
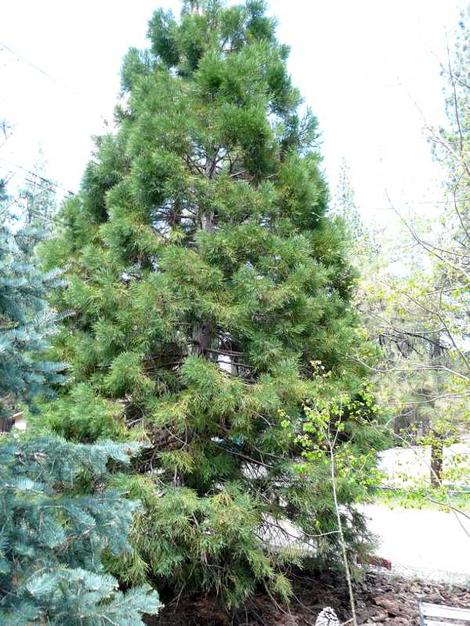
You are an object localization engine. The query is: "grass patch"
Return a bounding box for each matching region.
[369,487,470,512]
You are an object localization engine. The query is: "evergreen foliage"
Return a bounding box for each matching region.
[0,435,160,624]
[0,179,160,623]
[0,181,64,430]
[42,0,383,607]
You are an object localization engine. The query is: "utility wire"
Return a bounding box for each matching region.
[0,157,75,197]
[0,40,105,196]
[0,41,83,101]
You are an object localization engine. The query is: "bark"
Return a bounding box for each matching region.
[192,322,213,356]
[0,414,14,433]
[430,431,444,487]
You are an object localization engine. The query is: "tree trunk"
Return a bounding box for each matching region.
[192,322,213,356]
[430,432,444,487]
[0,414,14,433]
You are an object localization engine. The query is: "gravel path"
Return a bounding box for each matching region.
[361,503,470,584]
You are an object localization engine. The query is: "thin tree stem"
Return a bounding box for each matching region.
[329,440,357,626]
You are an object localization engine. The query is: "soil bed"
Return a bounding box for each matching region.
[146,571,469,626]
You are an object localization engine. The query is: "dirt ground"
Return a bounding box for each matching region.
[146,570,469,625]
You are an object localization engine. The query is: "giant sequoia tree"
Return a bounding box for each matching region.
[44,0,381,607]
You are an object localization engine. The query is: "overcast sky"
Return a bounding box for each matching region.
[0,0,465,222]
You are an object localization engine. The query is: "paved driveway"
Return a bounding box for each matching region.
[360,504,470,584]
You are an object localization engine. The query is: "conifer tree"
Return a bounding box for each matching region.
[0,436,160,625]
[0,180,63,431]
[43,0,382,607]
[0,180,160,623]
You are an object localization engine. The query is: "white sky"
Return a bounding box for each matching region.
[0,0,465,222]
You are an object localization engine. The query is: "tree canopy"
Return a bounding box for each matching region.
[23,0,384,610]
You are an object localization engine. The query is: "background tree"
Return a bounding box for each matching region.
[18,155,58,226]
[334,8,469,489]
[424,4,469,394]
[42,0,382,609]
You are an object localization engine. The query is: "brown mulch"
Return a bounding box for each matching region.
[146,571,470,626]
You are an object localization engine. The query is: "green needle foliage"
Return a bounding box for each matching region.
[42,0,383,608]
